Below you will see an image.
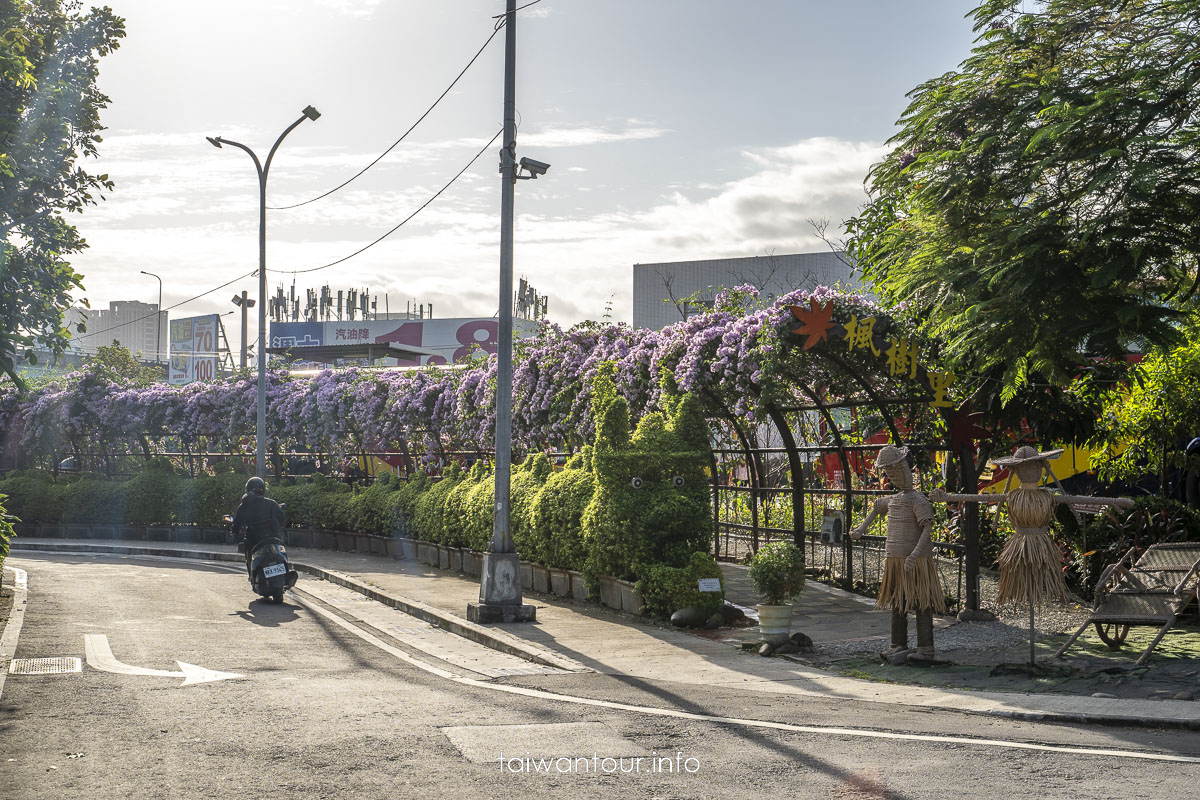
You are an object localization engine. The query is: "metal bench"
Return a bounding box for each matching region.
[1054,542,1200,666]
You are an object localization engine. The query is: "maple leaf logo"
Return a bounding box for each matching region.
[790,300,835,350]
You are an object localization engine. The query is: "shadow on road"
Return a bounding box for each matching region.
[233,598,300,627]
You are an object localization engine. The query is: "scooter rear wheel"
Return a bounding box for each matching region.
[271,589,284,604]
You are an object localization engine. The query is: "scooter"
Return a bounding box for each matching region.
[223,510,298,603]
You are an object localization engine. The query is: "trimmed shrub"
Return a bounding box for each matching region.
[0,493,15,573]
[531,460,594,569]
[124,458,181,525]
[0,470,61,523]
[463,472,495,552]
[443,461,486,547]
[394,472,430,536]
[193,471,253,526]
[637,551,724,618]
[748,541,805,605]
[413,463,462,543]
[61,477,127,524]
[510,453,551,557]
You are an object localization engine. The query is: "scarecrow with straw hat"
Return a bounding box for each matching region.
[930,445,1133,662]
[851,444,945,662]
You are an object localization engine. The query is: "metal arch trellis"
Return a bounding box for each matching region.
[701,304,962,604]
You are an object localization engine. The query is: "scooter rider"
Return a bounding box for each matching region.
[230,476,286,579]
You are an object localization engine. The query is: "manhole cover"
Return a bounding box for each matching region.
[8,657,82,675]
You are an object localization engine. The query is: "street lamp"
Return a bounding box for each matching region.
[208,105,320,479]
[468,0,549,624]
[231,291,255,370]
[139,270,162,364]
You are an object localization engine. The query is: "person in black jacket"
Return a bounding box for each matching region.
[230,476,286,579]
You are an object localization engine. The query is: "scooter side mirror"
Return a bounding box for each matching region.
[222,515,234,524]
[278,503,287,512]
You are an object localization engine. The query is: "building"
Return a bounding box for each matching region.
[632,251,862,330]
[67,301,168,363]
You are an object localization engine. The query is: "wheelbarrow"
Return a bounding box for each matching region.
[1054,542,1200,666]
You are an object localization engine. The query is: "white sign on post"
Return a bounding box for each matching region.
[697,578,722,592]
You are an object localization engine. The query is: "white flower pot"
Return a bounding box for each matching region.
[757,604,794,639]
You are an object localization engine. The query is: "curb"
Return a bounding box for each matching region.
[0,564,29,702]
[10,541,586,674]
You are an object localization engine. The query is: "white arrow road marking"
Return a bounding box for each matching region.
[83,634,244,686]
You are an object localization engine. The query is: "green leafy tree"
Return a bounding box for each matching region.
[88,341,162,385]
[1090,322,1200,493]
[846,0,1200,401]
[0,1,125,383]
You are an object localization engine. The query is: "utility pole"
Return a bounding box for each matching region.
[469,0,534,624]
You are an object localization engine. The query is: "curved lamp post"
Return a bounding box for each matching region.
[207,105,320,478]
[139,270,162,363]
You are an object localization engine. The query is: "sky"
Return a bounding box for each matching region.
[66,0,981,345]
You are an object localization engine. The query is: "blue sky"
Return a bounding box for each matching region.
[70,0,980,333]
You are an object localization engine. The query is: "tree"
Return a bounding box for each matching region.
[89,340,162,386]
[1090,321,1200,495]
[0,1,125,384]
[846,0,1200,402]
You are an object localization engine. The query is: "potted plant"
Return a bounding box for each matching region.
[748,541,805,640]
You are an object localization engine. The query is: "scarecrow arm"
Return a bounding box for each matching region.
[1054,494,1134,509]
[928,488,1003,505]
[850,497,888,539]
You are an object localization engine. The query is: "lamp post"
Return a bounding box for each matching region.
[207,106,320,478]
[139,270,162,363]
[231,291,255,370]
[468,0,548,624]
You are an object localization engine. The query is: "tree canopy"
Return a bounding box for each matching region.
[0,0,124,385]
[846,0,1200,403]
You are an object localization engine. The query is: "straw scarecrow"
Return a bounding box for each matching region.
[930,445,1133,662]
[851,445,945,661]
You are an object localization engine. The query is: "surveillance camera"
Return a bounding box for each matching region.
[519,157,550,176]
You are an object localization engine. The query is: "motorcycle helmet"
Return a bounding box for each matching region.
[245,476,267,496]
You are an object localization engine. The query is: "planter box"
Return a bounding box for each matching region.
[548,567,571,598]
[91,525,118,540]
[64,523,93,539]
[38,523,66,539]
[398,538,417,560]
[120,525,145,541]
[568,570,590,602]
[287,529,316,549]
[531,564,551,594]
[336,532,355,552]
[520,561,533,590]
[446,547,463,572]
[201,527,227,544]
[598,576,622,610]
[173,526,197,543]
[437,544,451,570]
[461,549,482,577]
[757,604,794,640]
[618,580,644,616]
[418,541,436,566]
[316,531,337,551]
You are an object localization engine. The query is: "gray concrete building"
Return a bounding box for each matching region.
[67,300,167,363]
[632,251,862,330]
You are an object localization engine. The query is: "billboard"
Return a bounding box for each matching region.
[169,314,221,385]
[269,317,538,366]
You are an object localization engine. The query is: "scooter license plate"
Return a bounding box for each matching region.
[262,563,287,579]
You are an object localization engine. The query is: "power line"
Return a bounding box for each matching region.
[70,269,257,343]
[271,129,502,276]
[268,25,503,211]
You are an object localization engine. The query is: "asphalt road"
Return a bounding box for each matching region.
[3,552,1200,800]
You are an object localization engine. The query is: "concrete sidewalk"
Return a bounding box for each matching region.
[10,538,1200,728]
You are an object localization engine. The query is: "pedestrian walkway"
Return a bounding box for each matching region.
[10,538,1200,728]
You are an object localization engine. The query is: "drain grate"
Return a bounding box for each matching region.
[8,657,82,675]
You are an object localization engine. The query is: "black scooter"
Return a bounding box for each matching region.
[223,510,298,603]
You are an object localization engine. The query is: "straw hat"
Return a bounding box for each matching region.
[872,444,910,470]
[990,445,1064,467]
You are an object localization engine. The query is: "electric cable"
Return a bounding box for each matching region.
[268,25,503,210]
[269,129,501,275]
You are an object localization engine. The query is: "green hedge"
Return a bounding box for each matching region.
[0,492,15,575]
